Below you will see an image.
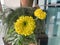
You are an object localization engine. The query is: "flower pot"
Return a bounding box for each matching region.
[20,0,33,7]
[29,43,36,45]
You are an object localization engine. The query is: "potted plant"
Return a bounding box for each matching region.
[3,7,47,45]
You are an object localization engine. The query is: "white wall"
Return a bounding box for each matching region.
[38,0,44,9]
[4,0,20,9]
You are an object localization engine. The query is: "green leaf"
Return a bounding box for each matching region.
[17,40,22,45]
[7,28,14,34]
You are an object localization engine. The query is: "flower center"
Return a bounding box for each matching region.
[23,21,27,26]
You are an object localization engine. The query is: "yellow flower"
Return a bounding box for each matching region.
[14,16,36,36]
[34,8,46,20]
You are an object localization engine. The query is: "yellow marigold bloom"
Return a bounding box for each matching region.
[34,8,46,20]
[14,16,36,36]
